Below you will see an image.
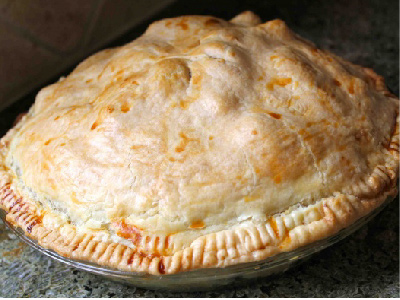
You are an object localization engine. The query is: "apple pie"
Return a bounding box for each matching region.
[0,11,398,274]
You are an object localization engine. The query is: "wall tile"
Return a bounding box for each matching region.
[0,19,58,108]
[0,0,96,53]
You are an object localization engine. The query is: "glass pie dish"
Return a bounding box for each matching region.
[0,194,395,291]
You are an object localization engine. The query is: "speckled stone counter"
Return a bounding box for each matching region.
[0,0,399,297]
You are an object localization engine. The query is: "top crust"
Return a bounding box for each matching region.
[0,12,398,274]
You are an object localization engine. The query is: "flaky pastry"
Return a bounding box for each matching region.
[0,11,398,275]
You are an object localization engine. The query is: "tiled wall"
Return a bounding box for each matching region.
[0,0,175,111]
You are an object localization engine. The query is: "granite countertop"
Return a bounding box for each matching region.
[0,0,398,297]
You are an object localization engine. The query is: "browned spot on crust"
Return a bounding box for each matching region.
[165,236,170,249]
[0,140,9,148]
[176,19,188,30]
[44,139,53,146]
[279,235,292,249]
[209,135,214,140]
[127,253,135,265]
[298,128,307,136]
[85,79,93,84]
[204,18,221,27]
[113,220,142,245]
[251,107,282,120]
[69,241,79,252]
[274,174,282,184]
[131,145,145,150]
[244,196,257,202]
[107,105,114,113]
[192,74,202,85]
[348,79,355,94]
[277,78,292,86]
[268,112,281,119]
[175,132,199,153]
[333,79,341,87]
[158,259,166,274]
[270,55,279,60]
[251,130,258,135]
[121,102,131,113]
[179,101,189,109]
[189,220,205,229]
[91,121,99,130]
[267,77,292,90]
[311,48,318,54]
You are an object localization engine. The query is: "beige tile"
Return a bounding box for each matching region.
[0,19,59,108]
[89,0,175,47]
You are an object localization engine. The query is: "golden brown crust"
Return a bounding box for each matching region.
[0,146,398,274]
[0,12,399,274]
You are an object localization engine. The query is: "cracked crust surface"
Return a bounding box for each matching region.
[0,11,398,274]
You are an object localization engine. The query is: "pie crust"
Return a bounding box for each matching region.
[0,12,398,275]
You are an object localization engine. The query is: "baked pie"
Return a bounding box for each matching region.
[0,11,398,275]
